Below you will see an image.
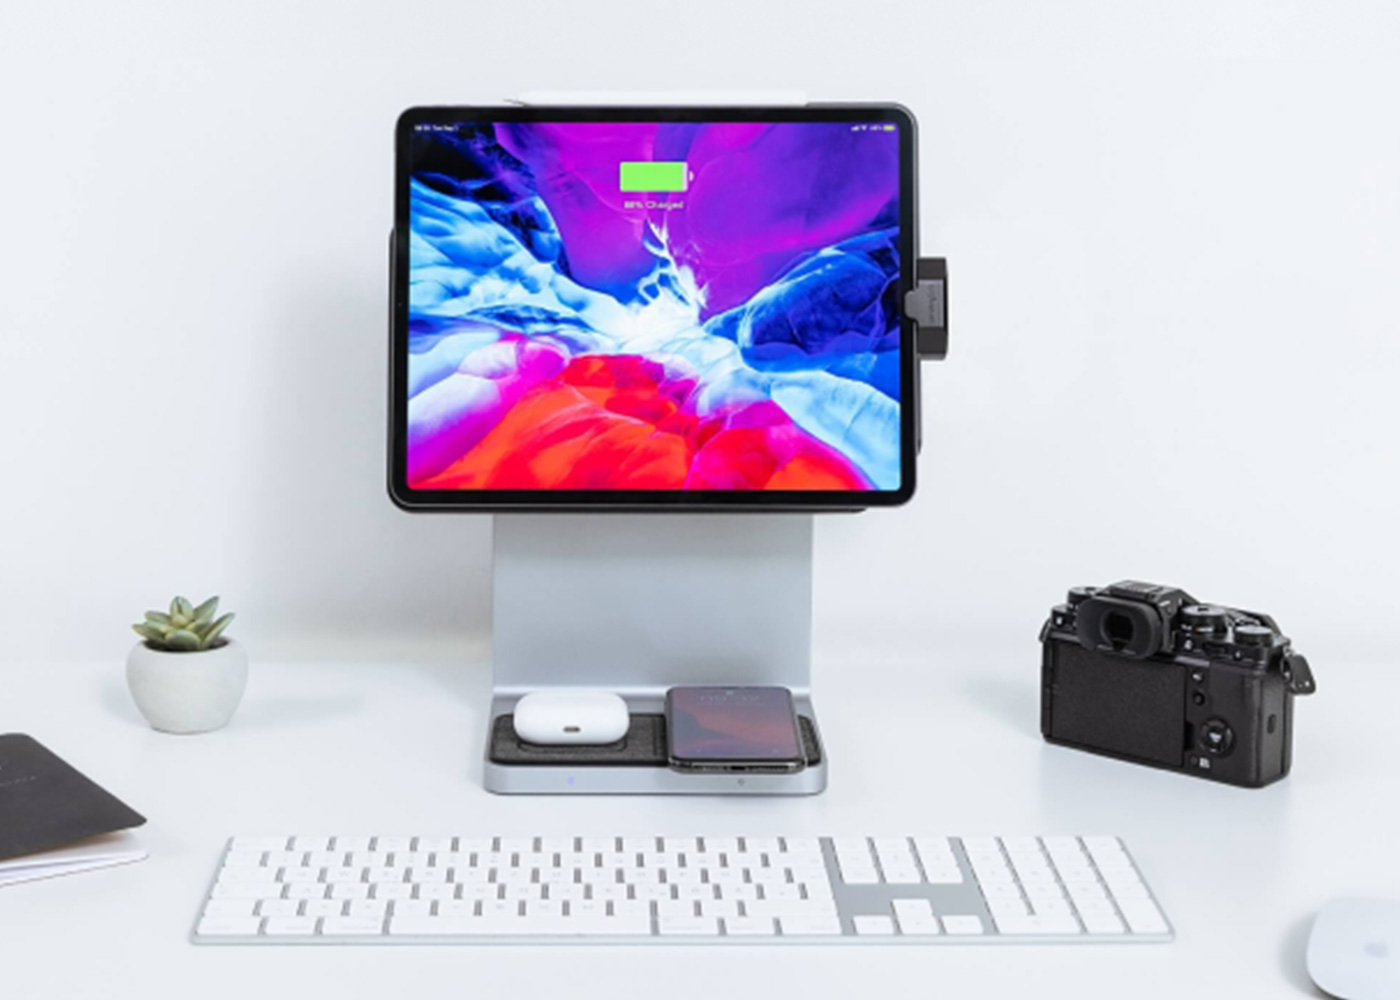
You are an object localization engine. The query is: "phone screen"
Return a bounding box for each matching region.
[666,687,802,763]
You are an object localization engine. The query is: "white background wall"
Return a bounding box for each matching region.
[1,0,1397,666]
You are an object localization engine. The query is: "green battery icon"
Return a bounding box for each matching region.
[619,161,688,193]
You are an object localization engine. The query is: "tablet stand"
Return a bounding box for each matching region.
[484,514,827,794]
[474,94,950,795]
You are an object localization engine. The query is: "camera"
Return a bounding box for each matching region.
[1040,581,1316,788]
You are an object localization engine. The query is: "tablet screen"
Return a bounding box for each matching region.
[392,107,915,509]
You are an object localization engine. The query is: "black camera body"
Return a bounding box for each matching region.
[1040,581,1316,788]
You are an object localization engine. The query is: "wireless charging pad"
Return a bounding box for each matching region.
[484,514,827,795]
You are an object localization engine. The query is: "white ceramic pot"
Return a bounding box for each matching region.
[125,639,249,734]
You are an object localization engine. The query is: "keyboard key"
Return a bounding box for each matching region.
[388,917,483,936]
[264,917,318,936]
[331,836,372,852]
[900,915,942,936]
[219,867,282,884]
[892,898,933,921]
[881,865,923,885]
[323,916,387,935]
[256,899,301,917]
[1001,836,1042,855]
[658,916,719,936]
[924,869,964,885]
[1106,881,1152,900]
[196,916,261,936]
[204,899,256,917]
[279,867,322,884]
[780,915,842,936]
[212,882,283,900]
[415,883,457,901]
[993,914,1081,935]
[699,899,741,918]
[914,837,955,861]
[376,883,418,900]
[1082,913,1127,935]
[744,837,781,854]
[1118,899,1170,935]
[231,836,288,852]
[836,866,879,886]
[1071,897,1118,916]
[723,916,776,936]
[980,881,1025,899]
[942,915,985,935]
[286,883,328,900]
[853,915,895,936]
[1082,836,1125,856]
[748,898,837,919]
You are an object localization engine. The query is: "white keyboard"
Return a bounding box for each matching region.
[194,834,1172,944]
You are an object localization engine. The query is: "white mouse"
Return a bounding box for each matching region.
[512,690,629,745]
[1308,898,1400,1000]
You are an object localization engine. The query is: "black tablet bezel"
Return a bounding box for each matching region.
[390,104,917,512]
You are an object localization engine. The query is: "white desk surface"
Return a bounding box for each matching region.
[1,647,1384,998]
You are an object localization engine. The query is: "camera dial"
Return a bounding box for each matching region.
[1181,605,1229,633]
[1235,624,1275,647]
[1067,586,1097,607]
[1199,718,1235,756]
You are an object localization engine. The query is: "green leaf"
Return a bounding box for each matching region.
[191,596,219,626]
[173,596,193,619]
[145,611,172,627]
[164,629,200,651]
[132,623,165,645]
[199,612,235,649]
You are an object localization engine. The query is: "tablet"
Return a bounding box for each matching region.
[390,104,917,511]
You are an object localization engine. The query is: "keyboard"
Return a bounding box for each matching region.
[193,834,1172,944]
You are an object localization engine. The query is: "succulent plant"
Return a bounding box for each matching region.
[132,596,235,652]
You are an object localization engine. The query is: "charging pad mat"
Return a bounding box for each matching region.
[490,714,822,768]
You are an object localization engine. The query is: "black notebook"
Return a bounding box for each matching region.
[0,734,147,885]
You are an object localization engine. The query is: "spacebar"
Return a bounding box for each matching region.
[389,916,652,936]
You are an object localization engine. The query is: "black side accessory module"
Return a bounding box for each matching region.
[906,257,949,360]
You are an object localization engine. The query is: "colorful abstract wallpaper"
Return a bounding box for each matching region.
[405,120,903,492]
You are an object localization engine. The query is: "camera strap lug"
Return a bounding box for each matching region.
[905,257,949,360]
[1283,653,1317,696]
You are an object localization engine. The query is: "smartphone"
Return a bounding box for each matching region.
[665,686,806,774]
